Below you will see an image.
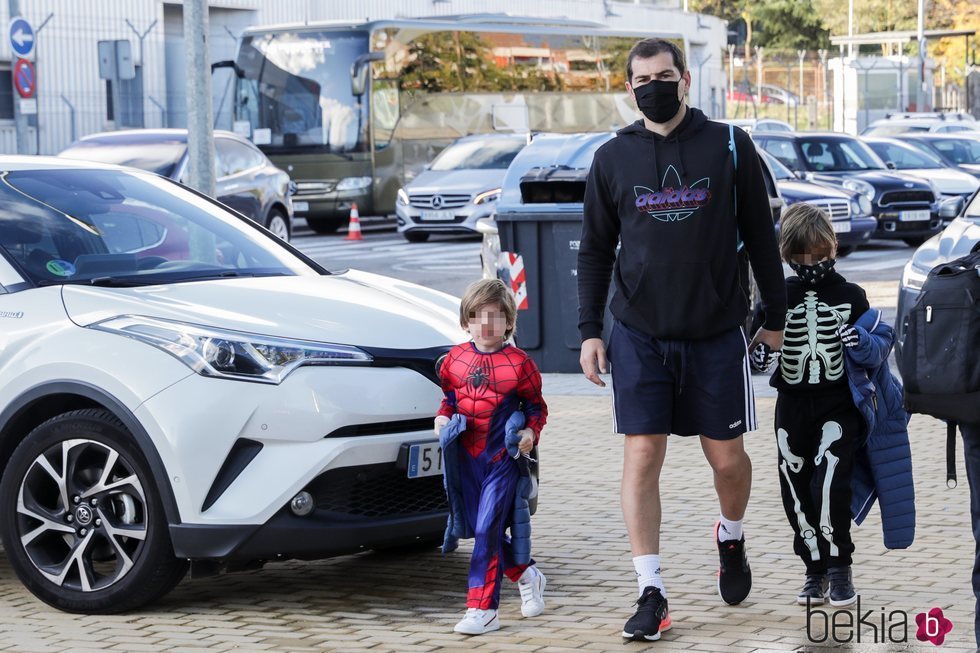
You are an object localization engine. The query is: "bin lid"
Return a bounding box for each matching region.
[496,132,613,217]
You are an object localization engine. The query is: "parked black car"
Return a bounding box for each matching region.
[892,132,980,180]
[59,129,294,241]
[761,151,876,256]
[754,131,941,246]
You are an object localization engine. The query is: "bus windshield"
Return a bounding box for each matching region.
[235,31,369,154]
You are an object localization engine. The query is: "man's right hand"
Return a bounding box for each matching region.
[580,337,608,387]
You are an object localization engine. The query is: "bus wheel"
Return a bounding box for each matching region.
[306,218,344,235]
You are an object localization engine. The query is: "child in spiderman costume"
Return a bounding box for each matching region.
[435,279,548,635]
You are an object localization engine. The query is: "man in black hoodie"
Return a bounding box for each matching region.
[577,38,786,642]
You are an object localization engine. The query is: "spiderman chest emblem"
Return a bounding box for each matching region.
[466,361,492,392]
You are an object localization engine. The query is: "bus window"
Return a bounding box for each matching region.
[235,31,369,153]
[372,79,399,150]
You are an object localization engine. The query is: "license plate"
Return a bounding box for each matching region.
[832,221,851,233]
[420,209,455,221]
[899,209,930,222]
[293,201,309,212]
[407,441,443,478]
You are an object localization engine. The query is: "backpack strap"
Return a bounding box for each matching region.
[729,123,744,252]
[947,421,958,488]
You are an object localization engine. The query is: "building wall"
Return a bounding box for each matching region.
[1,0,726,155]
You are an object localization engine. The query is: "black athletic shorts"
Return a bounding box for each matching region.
[607,320,756,440]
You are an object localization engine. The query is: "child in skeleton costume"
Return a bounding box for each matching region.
[435,279,548,636]
[767,204,870,608]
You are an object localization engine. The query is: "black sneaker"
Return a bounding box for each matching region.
[715,521,752,605]
[828,566,856,607]
[796,573,828,605]
[622,586,672,641]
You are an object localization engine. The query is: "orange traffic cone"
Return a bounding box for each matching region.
[345,203,363,241]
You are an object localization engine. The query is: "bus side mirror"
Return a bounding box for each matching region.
[211,60,243,78]
[351,52,385,97]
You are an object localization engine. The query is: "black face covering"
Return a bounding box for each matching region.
[633,80,682,124]
[789,258,837,285]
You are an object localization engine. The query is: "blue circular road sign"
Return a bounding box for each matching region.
[9,17,35,59]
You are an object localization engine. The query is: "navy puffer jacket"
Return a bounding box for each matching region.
[845,308,915,549]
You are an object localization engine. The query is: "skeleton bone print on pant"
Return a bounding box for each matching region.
[780,291,852,385]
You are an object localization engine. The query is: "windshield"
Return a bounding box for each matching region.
[236,31,369,154]
[928,138,980,165]
[0,168,318,287]
[763,152,795,180]
[798,138,886,172]
[867,141,944,169]
[430,138,526,171]
[58,141,187,177]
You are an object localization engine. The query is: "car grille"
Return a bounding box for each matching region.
[295,180,336,196]
[306,463,448,519]
[409,193,472,209]
[879,190,934,206]
[806,198,850,220]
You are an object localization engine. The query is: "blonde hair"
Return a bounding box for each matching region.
[779,203,837,262]
[459,279,517,340]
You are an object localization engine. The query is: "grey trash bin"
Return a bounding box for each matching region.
[494,133,615,373]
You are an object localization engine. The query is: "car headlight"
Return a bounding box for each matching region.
[336,176,373,192]
[91,315,372,384]
[842,178,876,202]
[397,188,409,205]
[848,194,873,216]
[473,188,502,205]
[901,259,929,292]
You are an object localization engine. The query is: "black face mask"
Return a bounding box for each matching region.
[789,258,837,285]
[633,80,683,124]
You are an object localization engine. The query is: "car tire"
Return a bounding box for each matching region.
[265,208,290,241]
[306,217,344,234]
[404,231,430,243]
[837,245,856,257]
[0,409,188,614]
[903,237,927,247]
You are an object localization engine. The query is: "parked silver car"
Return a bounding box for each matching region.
[396,134,527,243]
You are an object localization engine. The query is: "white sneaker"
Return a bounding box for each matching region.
[518,567,547,617]
[453,608,500,635]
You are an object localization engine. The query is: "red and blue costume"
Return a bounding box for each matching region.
[437,342,547,610]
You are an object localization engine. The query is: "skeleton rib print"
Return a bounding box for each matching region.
[781,291,852,385]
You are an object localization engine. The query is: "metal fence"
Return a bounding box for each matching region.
[725,47,978,132]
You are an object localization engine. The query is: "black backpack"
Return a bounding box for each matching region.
[899,243,980,484]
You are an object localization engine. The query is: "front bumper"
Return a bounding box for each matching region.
[872,209,943,239]
[836,216,877,247]
[396,201,495,234]
[171,460,447,560]
[293,189,373,220]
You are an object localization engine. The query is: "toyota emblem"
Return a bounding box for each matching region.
[430,195,444,209]
[75,505,93,526]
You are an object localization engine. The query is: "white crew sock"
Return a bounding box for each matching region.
[718,515,743,542]
[633,554,666,598]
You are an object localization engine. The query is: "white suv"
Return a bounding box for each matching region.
[0,158,460,613]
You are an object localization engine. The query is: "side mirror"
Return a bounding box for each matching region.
[350,52,385,97]
[475,217,498,236]
[211,60,243,78]
[886,161,897,170]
